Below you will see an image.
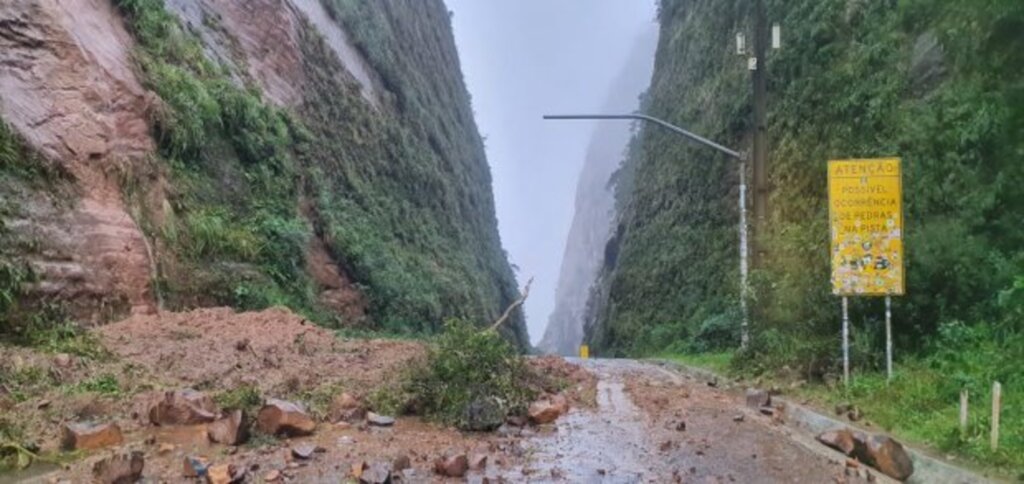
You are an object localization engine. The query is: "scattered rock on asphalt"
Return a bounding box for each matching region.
[149,389,218,425]
[206,463,244,484]
[434,453,469,478]
[183,456,210,478]
[257,399,316,436]
[367,411,396,427]
[733,414,745,422]
[92,451,144,484]
[360,461,392,484]
[675,420,687,431]
[208,409,249,445]
[264,470,281,482]
[528,395,565,424]
[758,406,775,416]
[816,429,857,455]
[469,453,488,471]
[61,421,123,451]
[393,454,411,472]
[291,443,317,460]
[463,396,506,431]
[855,434,914,481]
[745,388,770,408]
[327,392,366,423]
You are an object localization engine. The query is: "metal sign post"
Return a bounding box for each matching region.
[828,158,904,387]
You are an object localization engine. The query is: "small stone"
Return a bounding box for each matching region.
[835,402,853,415]
[360,462,392,484]
[291,444,316,460]
[157,443,175,455]
[351,461,368,479]
[338,436,356,445]
[92,451,144,484]
[675,421,686,431]
[527,397,561,424]
[506,415,527,427]
[264,470,281,482]
[328,393,366,423]
[37,399,51,409]
[434,454,469,478]
[854,434,914,481]
[206,464,243,484]
[149,389,218,426]
[758,406,774,416]
[847,406,863,422]
[183,456,209,478]
[469,453,488,471]
[257,399,316,436]
[733,414,745,422]
[61,422,123,451]
[745,389,770,408]
[366,412,395,427]
[53,353,73,368]
[208,409,249,445]
[393,454,411,472]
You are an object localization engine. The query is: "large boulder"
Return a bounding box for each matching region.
[462,396,506,431]
[92,451,144,484]
[854,434,914,481]
[208,409,249,445]
[256,399,316,436]
[149,389,218,426]
[61,421,123,451]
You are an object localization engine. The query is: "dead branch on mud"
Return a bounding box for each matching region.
[489,277,533,332]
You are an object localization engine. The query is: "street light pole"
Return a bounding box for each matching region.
[543,113,751,349]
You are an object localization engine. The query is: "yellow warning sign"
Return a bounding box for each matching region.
[828,158,904,296]
[579,345,590,359]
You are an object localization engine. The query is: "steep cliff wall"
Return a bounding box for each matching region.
[585,0,1024,361]
[537,29,657,356]
[0,0,528,346]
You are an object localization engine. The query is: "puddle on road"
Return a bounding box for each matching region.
[521,377,668,483]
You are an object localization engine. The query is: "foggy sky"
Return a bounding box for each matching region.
[447,1,658,344]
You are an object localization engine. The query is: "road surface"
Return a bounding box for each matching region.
[510,358,873,483]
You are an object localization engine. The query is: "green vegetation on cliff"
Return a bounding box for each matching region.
[588,0,1023,470]
[109,0,526,344]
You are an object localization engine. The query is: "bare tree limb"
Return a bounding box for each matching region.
[488,277,533,332]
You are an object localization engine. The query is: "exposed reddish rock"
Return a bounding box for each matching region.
[149,389,218,426]
[206,463,244,484]
[327,392,366,423]
[855,435,914,481]
[256,398,316,436]
[528,395,567,424]
[208,409,248,445]
[816,429,857,455]
[434,454,469,478]
[92,451,144,484]
[61,421,123,451]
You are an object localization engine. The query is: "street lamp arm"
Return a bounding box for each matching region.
[543,114,742,160]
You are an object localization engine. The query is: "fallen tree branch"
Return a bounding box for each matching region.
[489,277,533,332]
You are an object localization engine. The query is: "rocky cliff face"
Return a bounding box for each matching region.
[0,0,528,346]
[537,29,657,356]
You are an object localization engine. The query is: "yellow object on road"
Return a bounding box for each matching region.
[579,345,589,359]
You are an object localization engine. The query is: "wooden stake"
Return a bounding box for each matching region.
[959,389,969,438]
[991,381,1002,451]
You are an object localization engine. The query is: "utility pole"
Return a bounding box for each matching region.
[542,114,751,349]
[751,0,769,268]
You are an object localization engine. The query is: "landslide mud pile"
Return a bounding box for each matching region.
[95,307,423,395]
